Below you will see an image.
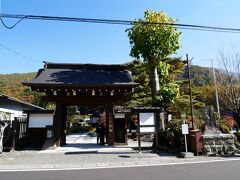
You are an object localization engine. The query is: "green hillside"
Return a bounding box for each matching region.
[0,72,41,105]
[183,65,213,87]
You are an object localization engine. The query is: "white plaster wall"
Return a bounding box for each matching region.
[29,114,53,128]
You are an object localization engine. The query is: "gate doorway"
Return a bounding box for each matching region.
[114,118,126,144]
[66,106,106,146]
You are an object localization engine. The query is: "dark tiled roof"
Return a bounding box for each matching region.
[23,62,137,87]
[23,110,54,114]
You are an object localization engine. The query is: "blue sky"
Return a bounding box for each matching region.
[1,0,240,74]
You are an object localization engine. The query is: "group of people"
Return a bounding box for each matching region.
[96,111,106,145]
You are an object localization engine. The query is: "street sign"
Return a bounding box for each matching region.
[182,123,189,153]
[181,124,189,134]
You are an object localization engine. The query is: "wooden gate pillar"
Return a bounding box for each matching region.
[61,105,67,146]
[106,105,114,145]
[54,102,63,147]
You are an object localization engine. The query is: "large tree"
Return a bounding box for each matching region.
[124,60,152,107]
[217,49,240,126]
[155,57,184,107]
[124,58,185,110]
[126,10,181,104]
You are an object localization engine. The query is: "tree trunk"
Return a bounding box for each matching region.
[149,67,160,105]
[0,137,3,153]
[0,128,4,153]
[0,123,8,153]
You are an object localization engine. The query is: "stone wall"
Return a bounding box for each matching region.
[202,134,236,155]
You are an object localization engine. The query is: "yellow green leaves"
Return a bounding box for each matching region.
[126,10,181,62]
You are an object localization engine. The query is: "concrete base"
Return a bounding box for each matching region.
[180,152,194,158]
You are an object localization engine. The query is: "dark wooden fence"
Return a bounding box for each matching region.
[3,117,28,151]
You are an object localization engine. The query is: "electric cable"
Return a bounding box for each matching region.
[0,15,28,29]
[1,13,240,33]
[0,43,41,64]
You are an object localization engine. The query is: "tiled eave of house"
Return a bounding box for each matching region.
[0,93,44,110]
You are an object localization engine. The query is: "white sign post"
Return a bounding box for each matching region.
[181,123,189,153]
[180,113,194,158]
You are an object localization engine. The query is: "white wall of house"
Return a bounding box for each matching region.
[0,107,25,121]
[0,99,37,121]
[28,114,53,128]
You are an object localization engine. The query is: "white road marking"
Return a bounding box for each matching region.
[0,158,240,172]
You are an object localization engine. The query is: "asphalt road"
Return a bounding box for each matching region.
[0,160,240,180]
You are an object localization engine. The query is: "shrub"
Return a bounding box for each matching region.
[194,118,205,132]
[234,132,240,142]
[167,119,184,148]
[235,142,240,150]
[218,118,230,134]
[158,130,169,146]
[157,119,188,149]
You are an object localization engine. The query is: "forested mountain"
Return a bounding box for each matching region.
[183,65,213,87]
[0,72,43,106]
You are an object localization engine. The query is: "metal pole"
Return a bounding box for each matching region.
[183,119,188,153]
[137,113,141,152]
[211,59,220,118]
[187,54,194,129]
[184,134,188,153]
[155,112,159,147]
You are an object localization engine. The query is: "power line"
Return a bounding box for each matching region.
[0,16,26,29]
[177,26,240,34]
[1,13,240,33]
[0,50,37,71]
[0,48,30,67]
[0,43,41,63]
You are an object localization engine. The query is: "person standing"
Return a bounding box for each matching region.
[99,124,105,145]
[96,120,100,144]
[98,111,106,145]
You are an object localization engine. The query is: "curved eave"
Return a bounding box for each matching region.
[23,82,138,88]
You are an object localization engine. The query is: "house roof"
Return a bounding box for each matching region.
[0,93,44,110]
[23,62,137,88]
[23,110,54,114]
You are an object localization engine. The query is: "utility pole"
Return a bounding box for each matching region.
[186,54,194,129]
[201,59,220,119]
[210,59,220,118]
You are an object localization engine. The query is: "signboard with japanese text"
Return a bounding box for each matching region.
[181,124,189,134]
[139,113,155,133]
